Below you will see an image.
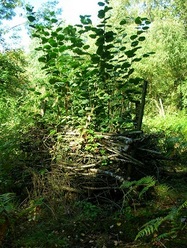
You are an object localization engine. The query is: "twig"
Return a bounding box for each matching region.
[89,168,125,182]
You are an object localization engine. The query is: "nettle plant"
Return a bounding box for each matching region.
[27,0,152,132]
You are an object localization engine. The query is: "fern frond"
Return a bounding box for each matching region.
[139,176,156,198]
[137,176,155,186]
[178,200,187,211]
[121,180,134,189]
[135,217,164,240]
[0,193,15,206]
[156,230,177,240]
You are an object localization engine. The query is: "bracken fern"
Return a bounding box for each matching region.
[135,199,187,242]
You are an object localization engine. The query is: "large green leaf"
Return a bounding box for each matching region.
[138,36,146,41]
[105,31,115,43]
[51,18,58,23]
[131,41,139,47]
[91,55,100,64]
[98,10,105,19]
[96,37,105,46]
[98,2,105,6]
[135,17,142,25]
[38,56,46,63]
[130,35,138,40]
[120,19,126,25]
[121,62,131,69]
[28,15,35,22]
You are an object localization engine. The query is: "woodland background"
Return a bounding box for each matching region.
[0,0,187,247]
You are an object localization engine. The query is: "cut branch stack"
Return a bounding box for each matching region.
[51,129,166,200]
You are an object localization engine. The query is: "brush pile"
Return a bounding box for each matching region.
[47,128,167,201]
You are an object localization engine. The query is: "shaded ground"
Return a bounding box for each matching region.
[1,127,187,247]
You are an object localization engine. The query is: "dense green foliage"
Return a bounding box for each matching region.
[25,1,152,132]
[0,0,187,247]
[0,0,22,22]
